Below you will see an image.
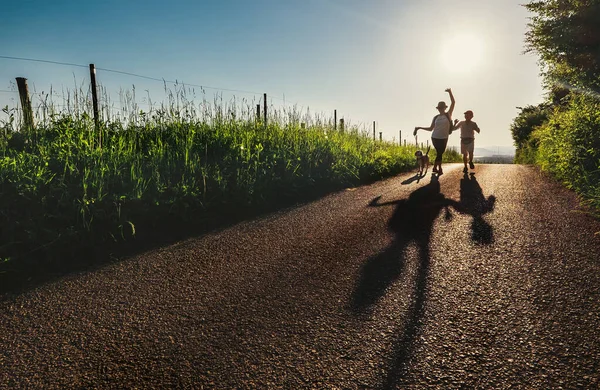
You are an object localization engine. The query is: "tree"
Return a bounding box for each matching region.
[511,104,550,149]
[525,0,600,90]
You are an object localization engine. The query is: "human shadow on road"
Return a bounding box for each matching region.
[351,175,454,388]
[351,173,497,388]
[454,173,496,245]
[353,175,450,314]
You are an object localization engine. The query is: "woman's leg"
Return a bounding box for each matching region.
[439,138,448,173]
[432,137,448,173]
[431,138,441,172]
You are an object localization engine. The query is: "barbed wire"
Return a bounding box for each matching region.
[0,55,88,69]
[0,55,291,103]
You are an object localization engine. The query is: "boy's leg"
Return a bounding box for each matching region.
[461,141,468,172]
[468,142,475,169]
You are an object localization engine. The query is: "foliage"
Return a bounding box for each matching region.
[515,1,600,215]
[511,104,550,147]
[525,0,600,90]
[0,95,459,266]
[510,104,550,164]
[534,94,600,211]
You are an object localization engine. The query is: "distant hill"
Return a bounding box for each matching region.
[474,146,515,157]
[473,155,515,164]
[441,145,516,164]
[446,145,515,163]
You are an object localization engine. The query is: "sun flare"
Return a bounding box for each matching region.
[441,33,486,73]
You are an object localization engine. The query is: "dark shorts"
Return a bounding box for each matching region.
[431,137,448,163]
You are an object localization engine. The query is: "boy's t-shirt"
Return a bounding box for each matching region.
[456,120,480,139]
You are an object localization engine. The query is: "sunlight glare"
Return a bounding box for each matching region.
[441,33,486,73]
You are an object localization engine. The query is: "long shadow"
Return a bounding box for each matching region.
[454,173,496,244]
[350,175,455,388]
[0,183,346,298]
[352,175,450,313]
[352,173,498,388]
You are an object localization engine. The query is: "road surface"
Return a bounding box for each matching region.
[1,164,599,389]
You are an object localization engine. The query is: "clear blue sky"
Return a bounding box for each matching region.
[1,0,544,149]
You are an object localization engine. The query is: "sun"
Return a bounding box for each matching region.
[441,33,486,73]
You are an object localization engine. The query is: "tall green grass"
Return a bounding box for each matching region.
[0,84,460,267]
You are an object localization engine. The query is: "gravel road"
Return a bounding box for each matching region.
[1,164,599,389]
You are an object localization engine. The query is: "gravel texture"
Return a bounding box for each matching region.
[1,164,599,389]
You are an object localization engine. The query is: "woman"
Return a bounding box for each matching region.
[414,88,455,176]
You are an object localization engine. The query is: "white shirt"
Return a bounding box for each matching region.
[432,114,451,139]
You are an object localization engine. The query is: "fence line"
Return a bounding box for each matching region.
[0,56,419,146]
[0,55,288,102]
[0,55,87,69]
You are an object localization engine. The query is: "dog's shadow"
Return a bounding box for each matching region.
[401,174,422,185]
[401,169,428,186]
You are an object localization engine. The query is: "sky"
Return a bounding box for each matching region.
[0,0,545,150]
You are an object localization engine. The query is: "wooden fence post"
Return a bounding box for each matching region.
[399,130,402,145]
[15,77,34,132]
[379,132,382,142]
[256,104,260,122]
[334,109,337,131]
[373,121,376,140]
[426,139,429,149]
[89,64,100,148]
[263,93,267,125]
[340,118,344,132]
[404,139,406,147]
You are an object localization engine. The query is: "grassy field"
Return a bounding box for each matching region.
[0,86,461,273]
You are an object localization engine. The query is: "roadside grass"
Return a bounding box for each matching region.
[0,85,461,277]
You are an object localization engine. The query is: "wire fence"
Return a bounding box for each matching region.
[0,55,421,145]
[0,55,344,132]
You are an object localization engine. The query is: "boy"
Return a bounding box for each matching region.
[453,110,480,173]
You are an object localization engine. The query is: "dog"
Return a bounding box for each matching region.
[415,145,431,176]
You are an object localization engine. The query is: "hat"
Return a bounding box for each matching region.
[464,110,474,116]
[436,101,448,109]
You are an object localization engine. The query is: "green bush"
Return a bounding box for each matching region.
[534,95,600,213]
